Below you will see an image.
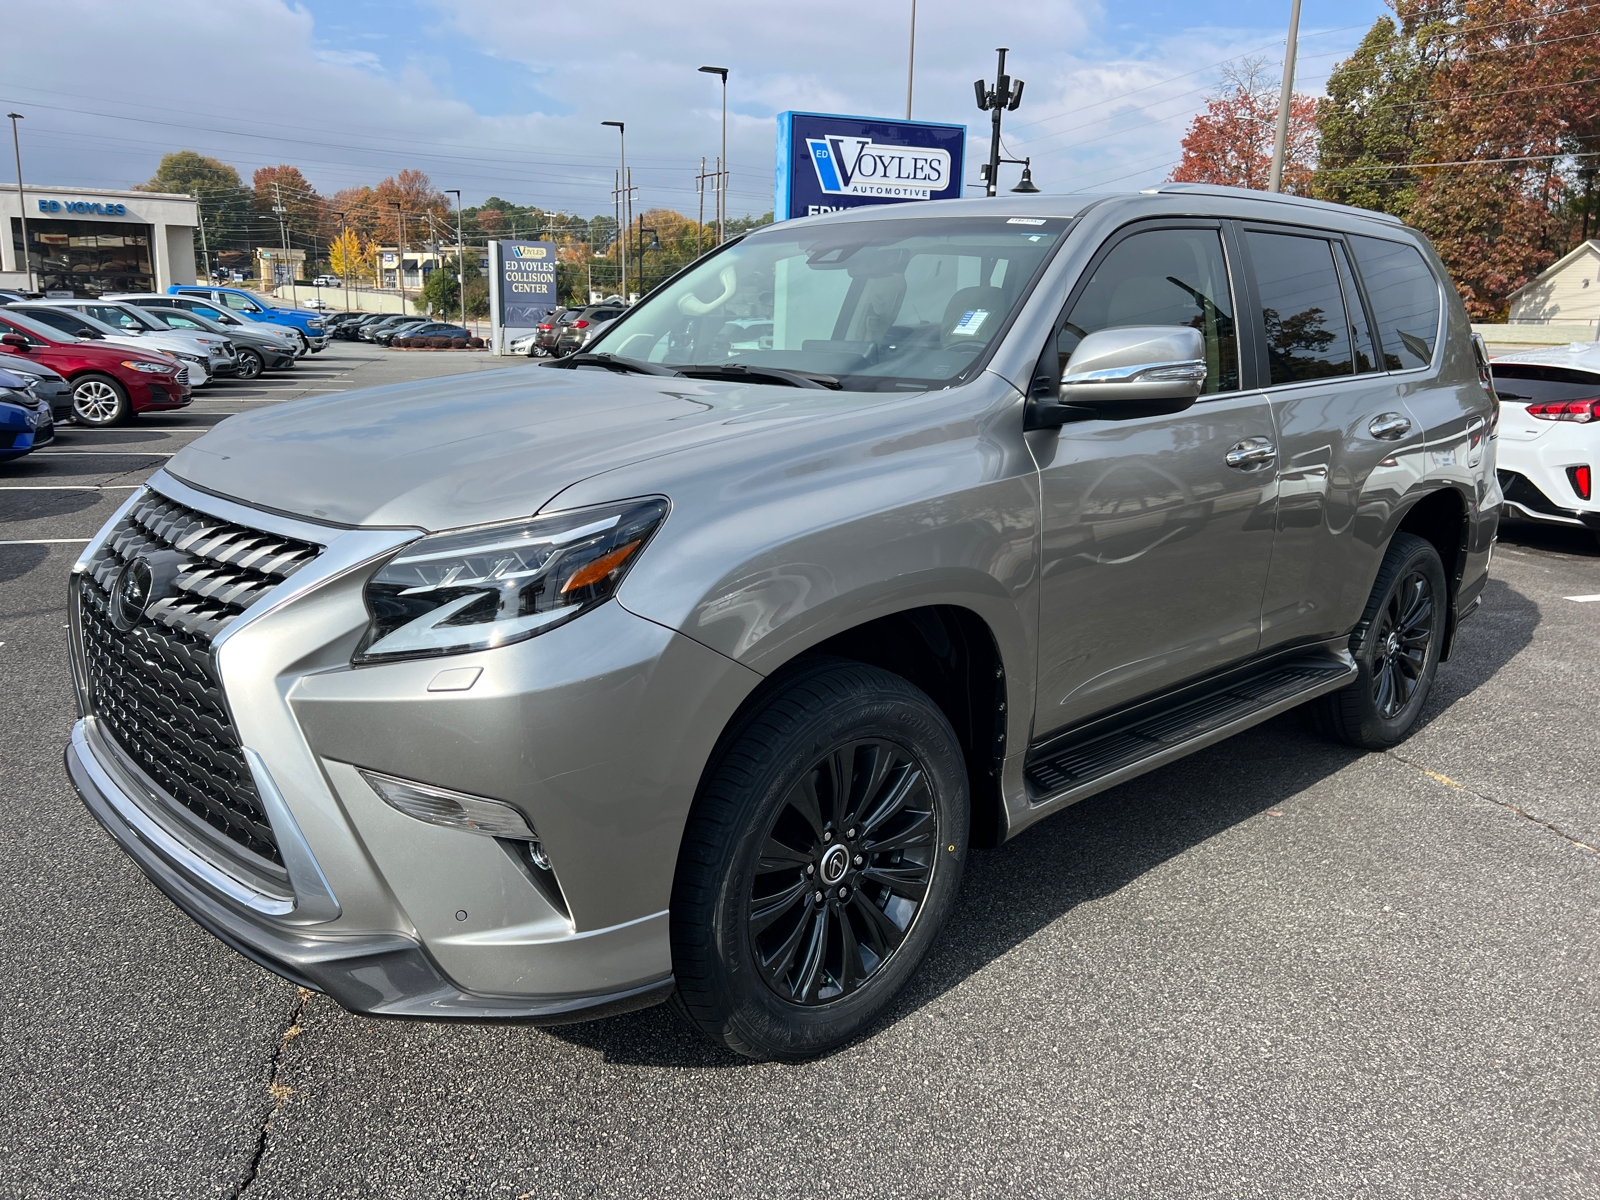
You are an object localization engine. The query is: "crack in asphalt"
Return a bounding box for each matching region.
[1388,750,1599,854]
[228,987,312,1199]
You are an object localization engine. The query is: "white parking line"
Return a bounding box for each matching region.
[0,485,141,490]
[0,538,90,545]
[1567,594,1600,602]
[30,450,175,456]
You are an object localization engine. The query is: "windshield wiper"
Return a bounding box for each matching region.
[552,352,683,377]
[675,363,841,390]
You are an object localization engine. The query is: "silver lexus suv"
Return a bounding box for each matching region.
[65,186,1499,1060]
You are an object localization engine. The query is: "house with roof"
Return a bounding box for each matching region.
[1507,239,1600,331]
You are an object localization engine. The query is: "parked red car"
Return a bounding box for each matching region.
[0,309,191,426]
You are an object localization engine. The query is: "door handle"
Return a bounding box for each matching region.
[1369,412,1412,440]
[1225,437,1277,470]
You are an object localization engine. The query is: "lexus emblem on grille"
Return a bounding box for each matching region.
[110,559,156,631]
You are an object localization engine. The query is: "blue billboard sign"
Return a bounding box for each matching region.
[496,239,557,327]
[775,112,967,221]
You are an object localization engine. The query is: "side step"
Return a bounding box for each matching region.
[1024,648,1357,808]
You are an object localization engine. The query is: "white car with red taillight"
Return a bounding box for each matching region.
[1491,341,1600,546]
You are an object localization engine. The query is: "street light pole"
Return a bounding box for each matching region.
[973,49,1025,197]
[334,210,349,313]
[7,114,33,293]
[906,0,917,119]
[699,67,728,245]
[445,189,464,327]
[1268,0,1303,194]
[602,121,626,300]
[193,190,212,286]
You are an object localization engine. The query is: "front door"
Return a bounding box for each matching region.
[1032,223,1279,739]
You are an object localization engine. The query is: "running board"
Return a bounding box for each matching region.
[1022,647,1358,813]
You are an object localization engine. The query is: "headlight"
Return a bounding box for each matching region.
[121,360,174,374]
[175,351,205,363]
[354,497,669,664]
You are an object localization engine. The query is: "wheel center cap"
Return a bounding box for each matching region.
[1385,632,1401,656]
[819,843,850,885]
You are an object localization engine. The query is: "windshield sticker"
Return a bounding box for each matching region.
[1007,218,1047,225]
[951,309,989,336]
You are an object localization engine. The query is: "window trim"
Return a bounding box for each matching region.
[1344,230,1447,378]
[1031,217,1249,404]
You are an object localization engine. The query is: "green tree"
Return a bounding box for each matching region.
[416,254,488,319]
[139,151,255,259]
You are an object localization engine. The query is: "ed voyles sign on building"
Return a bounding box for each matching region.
[775,112,966,221]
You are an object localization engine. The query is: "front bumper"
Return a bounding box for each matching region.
[64,472,762,1021]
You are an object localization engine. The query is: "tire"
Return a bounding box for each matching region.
[70,374,130,426]
[670,660,969,1061]
[1312,532,1447,750]
[235,348,264,379]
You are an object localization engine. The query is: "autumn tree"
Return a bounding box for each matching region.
[327,227,372,283]
[139,151,255,255]
[1394,0,1600,316]
[1169,59,1319,194]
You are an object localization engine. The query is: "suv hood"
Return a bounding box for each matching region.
[167,365,893,529]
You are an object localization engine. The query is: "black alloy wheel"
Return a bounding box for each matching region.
[1370,569,1434,720]
[750,738,938,1005]
[670,660,968,1060]
[1312,531,1447,749]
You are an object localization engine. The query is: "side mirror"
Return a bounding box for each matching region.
[1,333,30,351]
[1030,326,1207,428]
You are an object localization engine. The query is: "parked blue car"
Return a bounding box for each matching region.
[165,286,328,354]
[0,367,54,462]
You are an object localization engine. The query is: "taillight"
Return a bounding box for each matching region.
[1570,465,1593,501]
[573,320,589,328]
[536,323,552,330]
[1526,398,1600,422]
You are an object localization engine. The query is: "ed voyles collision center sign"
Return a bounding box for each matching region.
[495,239,557,327]
[775,112,965,221]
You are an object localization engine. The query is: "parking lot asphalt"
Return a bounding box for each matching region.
[2,342,1597,1200]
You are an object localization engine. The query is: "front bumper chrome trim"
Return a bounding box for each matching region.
[70,718,295,917]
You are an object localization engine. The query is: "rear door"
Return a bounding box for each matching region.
[1032,221,1281,735]
[1242,226,1432,650]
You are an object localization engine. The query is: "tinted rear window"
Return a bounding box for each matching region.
[1491,364,1600,403]
[1247,231,1355,384]
[1349,235,1441,371]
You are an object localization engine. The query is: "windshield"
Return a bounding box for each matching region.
[1,309,85,343]
[591,215,1066,391]
[151,308,226,334]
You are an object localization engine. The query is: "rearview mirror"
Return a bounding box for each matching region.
[1030,326,1207,427]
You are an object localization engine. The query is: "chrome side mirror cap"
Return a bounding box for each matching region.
[1031,325,1207,427]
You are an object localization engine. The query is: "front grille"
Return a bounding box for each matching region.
[78,491,322,865]
[175,366,189,385]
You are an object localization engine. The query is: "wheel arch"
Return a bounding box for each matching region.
[692,602,1014,850]
[1389,483,1470,659]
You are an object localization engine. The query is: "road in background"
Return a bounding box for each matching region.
[2,351,1596,1199]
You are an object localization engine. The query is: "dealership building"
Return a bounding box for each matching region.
[1,184,199,296]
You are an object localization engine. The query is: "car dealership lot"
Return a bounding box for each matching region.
[2,344,1597,1199]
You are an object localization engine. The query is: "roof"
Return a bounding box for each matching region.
[1491,340,1600,372]
[1506,239,1600,301]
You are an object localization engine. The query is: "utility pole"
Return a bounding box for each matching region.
[392,201,406,311]
[271,180,292,296]
[699,67,728,244]
[445,189,464,327]
[7,114,33,292]
[333,209,349,312]
[602,121,627,300]
[906,0,917,119]
[1580,164,1596,243]
[696,157,708,258]
[1268,0,1303,194]
[973,48,1025,197]
[193,190,212,285]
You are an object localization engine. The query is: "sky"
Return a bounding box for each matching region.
[5,0,1391,220]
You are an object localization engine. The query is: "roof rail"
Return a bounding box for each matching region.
[1140,182,1406,226]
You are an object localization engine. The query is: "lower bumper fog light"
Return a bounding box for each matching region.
[359,768,538,841]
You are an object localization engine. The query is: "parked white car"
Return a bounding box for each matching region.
[33,299,237,380]
[1491,341,1600,547]
[9,302,215,387]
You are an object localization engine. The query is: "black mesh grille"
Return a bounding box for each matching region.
[77,491,322,866]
